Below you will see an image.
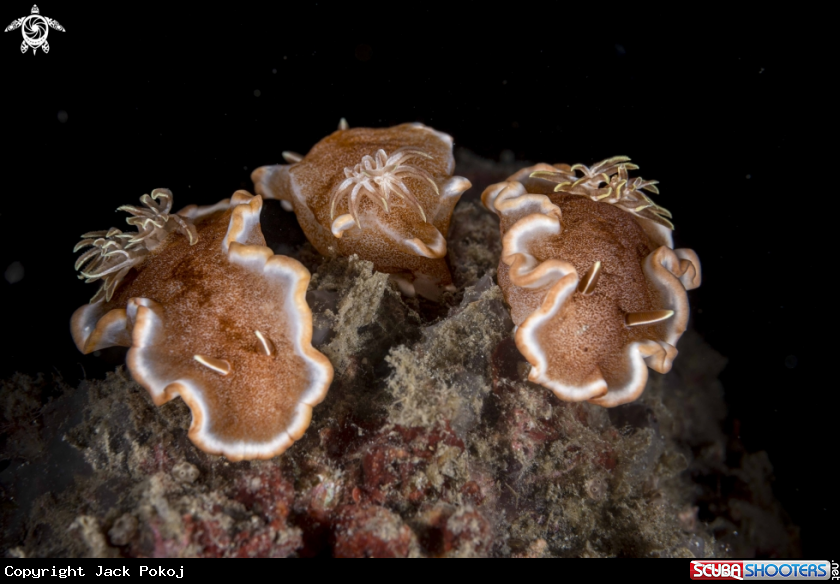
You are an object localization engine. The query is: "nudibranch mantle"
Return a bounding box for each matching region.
[71,190,333,461]
[252,122,471,299]
[482,159,701,407]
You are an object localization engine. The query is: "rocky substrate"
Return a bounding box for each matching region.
[0,152,798,558]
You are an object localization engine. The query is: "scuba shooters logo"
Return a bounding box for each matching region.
[4,5,65,54]
[691,562,744,580]
[690,560,833,580]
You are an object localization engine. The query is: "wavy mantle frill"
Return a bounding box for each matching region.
[251,121,472,299]
[71,191,333,461]
[482,165,701,407]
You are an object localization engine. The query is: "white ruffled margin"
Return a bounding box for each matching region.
[483,179,701,407]
[73,193,333,461]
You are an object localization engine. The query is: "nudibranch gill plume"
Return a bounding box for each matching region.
[251,121,472,299]
[482,157,701,407]
[71,189,333,461]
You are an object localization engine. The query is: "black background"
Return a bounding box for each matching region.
[0,4,827,557]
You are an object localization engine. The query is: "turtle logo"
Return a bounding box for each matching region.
[4,5,65,54]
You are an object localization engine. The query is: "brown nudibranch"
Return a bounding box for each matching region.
[71,189,333,461]
[251,121,472,299]
[482,157,701,407]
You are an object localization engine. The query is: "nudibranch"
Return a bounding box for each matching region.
[251,121,472,299]
[71,189,333,461]
[482,157,701,407]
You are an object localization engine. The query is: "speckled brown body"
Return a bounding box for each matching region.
[497,195,666,388]
[105,209,309,443]
[483,159,701,406]
[252,123,471,298]
[70,192,333,460]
